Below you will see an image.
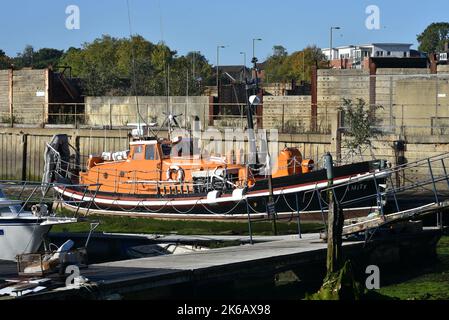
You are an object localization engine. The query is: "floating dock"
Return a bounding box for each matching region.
[0,228,441,300]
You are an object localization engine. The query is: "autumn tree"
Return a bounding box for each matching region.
[264,45,327,83]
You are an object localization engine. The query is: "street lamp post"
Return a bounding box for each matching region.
[329,27,341,65]
[240,52,246,80]
[216,45,226,91]
[252,38,262,60]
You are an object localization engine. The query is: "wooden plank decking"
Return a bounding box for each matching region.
[13,233,363,299]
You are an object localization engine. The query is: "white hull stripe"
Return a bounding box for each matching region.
[55,171,390,207]
[66,203,375,219]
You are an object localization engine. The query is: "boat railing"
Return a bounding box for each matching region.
[46,153,304,191]
[0,180,102,218]
[305,151,449,231]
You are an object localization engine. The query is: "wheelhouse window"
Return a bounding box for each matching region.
[145,145,157,160]
[161,144,172,159]
[132,145,144,160]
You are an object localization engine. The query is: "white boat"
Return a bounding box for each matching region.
[0,188,78,262]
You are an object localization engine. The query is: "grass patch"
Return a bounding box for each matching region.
[375,236,449,300]
[51,214,324,236]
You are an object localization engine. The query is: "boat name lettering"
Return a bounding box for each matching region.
[350,184,368,191]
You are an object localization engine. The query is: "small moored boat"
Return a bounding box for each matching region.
[0,187,78,261]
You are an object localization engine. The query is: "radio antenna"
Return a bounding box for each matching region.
[126,0,150,136]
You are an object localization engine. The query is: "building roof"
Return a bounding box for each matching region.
[214,65,249,72]
[214,65,251,83]
[370,57,428,68]
[368,43,413,47]
[323,43,413,51]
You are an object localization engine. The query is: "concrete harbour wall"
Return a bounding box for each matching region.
[0,127,332,181]
[0,69,49,124]
[85,96,210,129]
[3,126,449,182]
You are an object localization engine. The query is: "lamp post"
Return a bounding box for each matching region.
[216,45,226,91]
[240,51,246,80]
[252,38,262,60]
[329,27,341,65]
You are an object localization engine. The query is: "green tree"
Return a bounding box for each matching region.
[417,22,449,53]
[0,50,12,69]
[32,48,64,68]
[61,35,127,95]
[147,42,176,96]
[273,45,288,57]
[60,35,213,96]
[13,45,35,68]
[13,46,63,69]
[116,35,157,96]
[339,98,382,158]
[170,51,213,96]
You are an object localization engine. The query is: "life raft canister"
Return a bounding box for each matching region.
[166,166,185,183]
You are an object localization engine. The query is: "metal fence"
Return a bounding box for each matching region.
[0,102,332,134]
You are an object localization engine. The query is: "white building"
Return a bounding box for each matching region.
[322,43,413,69]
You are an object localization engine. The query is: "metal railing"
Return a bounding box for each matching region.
[309,152,449,235]
[0,101,332,134]
[0,180,101,218]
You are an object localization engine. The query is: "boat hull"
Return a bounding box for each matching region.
[0,219,51,261]
[56,161,390,221]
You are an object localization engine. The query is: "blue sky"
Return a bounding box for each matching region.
[1,0,448,65]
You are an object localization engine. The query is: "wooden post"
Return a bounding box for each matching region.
[44,68,50,126]
[109,103,113,128]
[324,153,343,274]
[267,161,277,236]
[331,112,342,164]
[369,58,377,113]
[208,96,215,127]
[21,134,28,181]
[8,68,13,127]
